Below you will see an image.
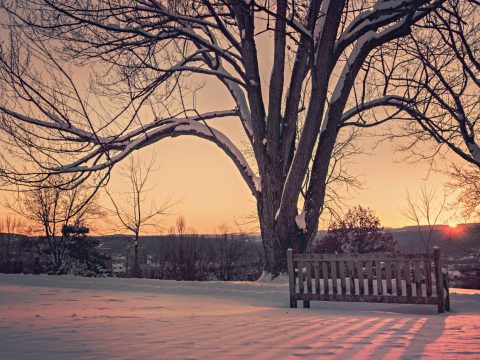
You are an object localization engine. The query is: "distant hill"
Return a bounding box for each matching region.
[0,233,30,242]
[1,223,478,256]
[94,224,478,256]
[92,233,261,254]
[388,224,479,255]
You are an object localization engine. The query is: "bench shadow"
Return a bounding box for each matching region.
[272,316,446,359]
[309,300,440,316]
[259,302,450,359]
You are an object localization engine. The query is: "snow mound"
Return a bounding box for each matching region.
[256,271,289,284]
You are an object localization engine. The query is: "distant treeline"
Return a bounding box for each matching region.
[130,233,264,281]
[0,233,39,274]
[0,232,265,281]
[0,232,110,276]
[391,224,480,254]
[1,224,479,285]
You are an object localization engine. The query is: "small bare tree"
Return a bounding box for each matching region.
[150,236,174,279]
[167,217,207,280]
[211,223,248,281]
[106,154,171,278]
[402,186,447,253]
[446,163,480,221]
[9,178,103,273]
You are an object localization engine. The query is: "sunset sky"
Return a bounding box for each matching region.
[0,96,459,235]
[0,63,461,236]
[0,20,462,235]
[98,70,459,235]
[99,124,457,235]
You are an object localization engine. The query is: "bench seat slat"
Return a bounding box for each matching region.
[385,261,393,295]
[306,262,312,294]
[294,253,430,262]
[339,261,347,295]
[405,260,412,297]
[376,261,383,296]
[425,259,433,297]
[322,261,329,295]
[314,262,320,295]
[414,261,422,298]
[298,261,304,294]
[357,260,364,296]
[366,261,373,295]
[331,261,338,294]
[395,261,402,296]
[348,261,355,295]
[295,293,439,305]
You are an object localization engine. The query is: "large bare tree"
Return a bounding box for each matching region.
[0,0,444,274]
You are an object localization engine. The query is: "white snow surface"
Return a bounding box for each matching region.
[0,274,479,359]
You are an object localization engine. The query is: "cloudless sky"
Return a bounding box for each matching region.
[0,19,461,235]
[101,122,456,235]
[101,70,458,234]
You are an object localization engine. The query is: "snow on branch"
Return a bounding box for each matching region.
[50,111,261,196]
[0,102,261,192]
[216,65,253,139]
[108,110,239,146]
[335,0,444,55]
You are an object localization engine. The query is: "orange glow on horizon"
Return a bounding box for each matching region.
[448,222,458,229]
[442,222,466,238]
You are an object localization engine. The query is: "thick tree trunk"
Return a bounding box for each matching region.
[257,167,308,276]
[257,129,335,276]
[258,216,286,276]
[258,208,310,276]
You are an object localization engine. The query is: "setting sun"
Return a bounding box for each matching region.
[448,221,459,229]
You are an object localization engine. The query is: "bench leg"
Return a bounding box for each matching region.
[445,290,451,312]
[444,278,451,312]
[303,300,310,308]
[437,299,445,313]
[290,297,297,308]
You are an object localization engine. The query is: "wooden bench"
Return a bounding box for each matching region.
[287,246,450,313]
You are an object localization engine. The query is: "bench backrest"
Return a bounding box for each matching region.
[287,247,449,313]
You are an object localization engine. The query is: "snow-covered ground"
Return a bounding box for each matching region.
[0,274,479,359]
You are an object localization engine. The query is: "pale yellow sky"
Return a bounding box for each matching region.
[99,71,458,234]
[0,20,462,235]
[0,60,460,235]
[0,128,459,235]
[100,126,457,235]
